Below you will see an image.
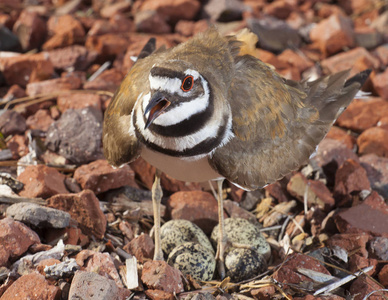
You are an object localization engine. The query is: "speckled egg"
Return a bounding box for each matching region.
[211,218,271,260]
[167,242,216,281]
[161,219,214,256]
[225,248,267,282]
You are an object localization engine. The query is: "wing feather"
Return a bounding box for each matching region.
[209,54,366,190]
[103,39,163,167]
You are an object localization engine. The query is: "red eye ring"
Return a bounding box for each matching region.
[181,75,194,92]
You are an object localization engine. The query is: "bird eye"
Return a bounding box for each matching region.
[181,76,194,92]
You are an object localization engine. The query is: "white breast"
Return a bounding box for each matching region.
[141,147,223,183]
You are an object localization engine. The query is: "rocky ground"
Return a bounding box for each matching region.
[0,0,388,299]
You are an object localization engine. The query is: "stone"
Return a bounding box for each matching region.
[68,271,131,300]
[6,134,28,160]
[357,127,388,157]
[45,107,103,165]
[75,250,123,288]
[26,76,83,97]
[144,290,174,300]
[265,180,290,203]
[257,48,289,70]
[273,253,330,284]
[202,0,246,22]
[369,237,388,260]
[338,0,375,15]
[18,165,68,199]
[160,173,202,193]
[43,14,85,50]
[287,173,335,211]
[378,264,388,287]
[312,138,359,185]
[294,296,345,300]
[266,0,295,19]
[26,109,54,131]
[130,157,156,190]
[0,272,60,300]
[88,17,131,37]
[36,258,62,275]
[223,199,259,224]
[46,45,97,71]
[6,202,70,228]
[2,84,26,102]
[100,2,132,19]
[360,154,388,198]
[57,92,102,112]
[316,3,346,19]
[0,218,40,267]
[335,192,388,238]
[123,234,154,263]
[134,0,201,23]
[277,49,314,73]
[321,47,379,75]
[372,68,388,99]
[134,10,172,34]
[348,254,378,275]
[336,98,388,132]
[251,286,277,300]
[349,275,385,300]
[74,159,137,194]
[83,68,124,93]
[372,44,388,67]
[119,221,135,241]
[333,159,370,203]
[0,24,20,52]
[278,67,300,81]
[12,10,47,51]
[47,190,106,239]
[175,20,197,37]
[326,126,356,150]
[141,260,184,294]
[47,14,84,37]
[247,17,301,53]
[0,110,26,138]
[310,14,355,56]
[354,27,383,50]
[85,34,129,62]
[326,232,370,258]
[167,191,220,234]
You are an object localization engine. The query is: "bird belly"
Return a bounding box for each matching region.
[141,147,222,182]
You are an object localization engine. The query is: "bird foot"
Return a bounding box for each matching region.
[215,236,228,280]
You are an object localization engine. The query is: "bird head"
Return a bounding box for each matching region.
[143,61,210,129]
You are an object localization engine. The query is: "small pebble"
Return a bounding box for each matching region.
[6,202,70,228]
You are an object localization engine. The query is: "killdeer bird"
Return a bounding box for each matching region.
[103,28,370,278]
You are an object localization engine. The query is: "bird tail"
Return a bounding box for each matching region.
[296,69,371,122]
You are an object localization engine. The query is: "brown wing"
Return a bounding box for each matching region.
[209,54,368,190]
[103,39,165,167]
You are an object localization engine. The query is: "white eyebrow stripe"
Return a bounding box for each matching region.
[149,75,182,94]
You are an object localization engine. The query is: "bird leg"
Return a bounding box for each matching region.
[215,179,227,279]
[152,169,164,261]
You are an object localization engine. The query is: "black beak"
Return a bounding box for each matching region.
[144,92,171,129]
